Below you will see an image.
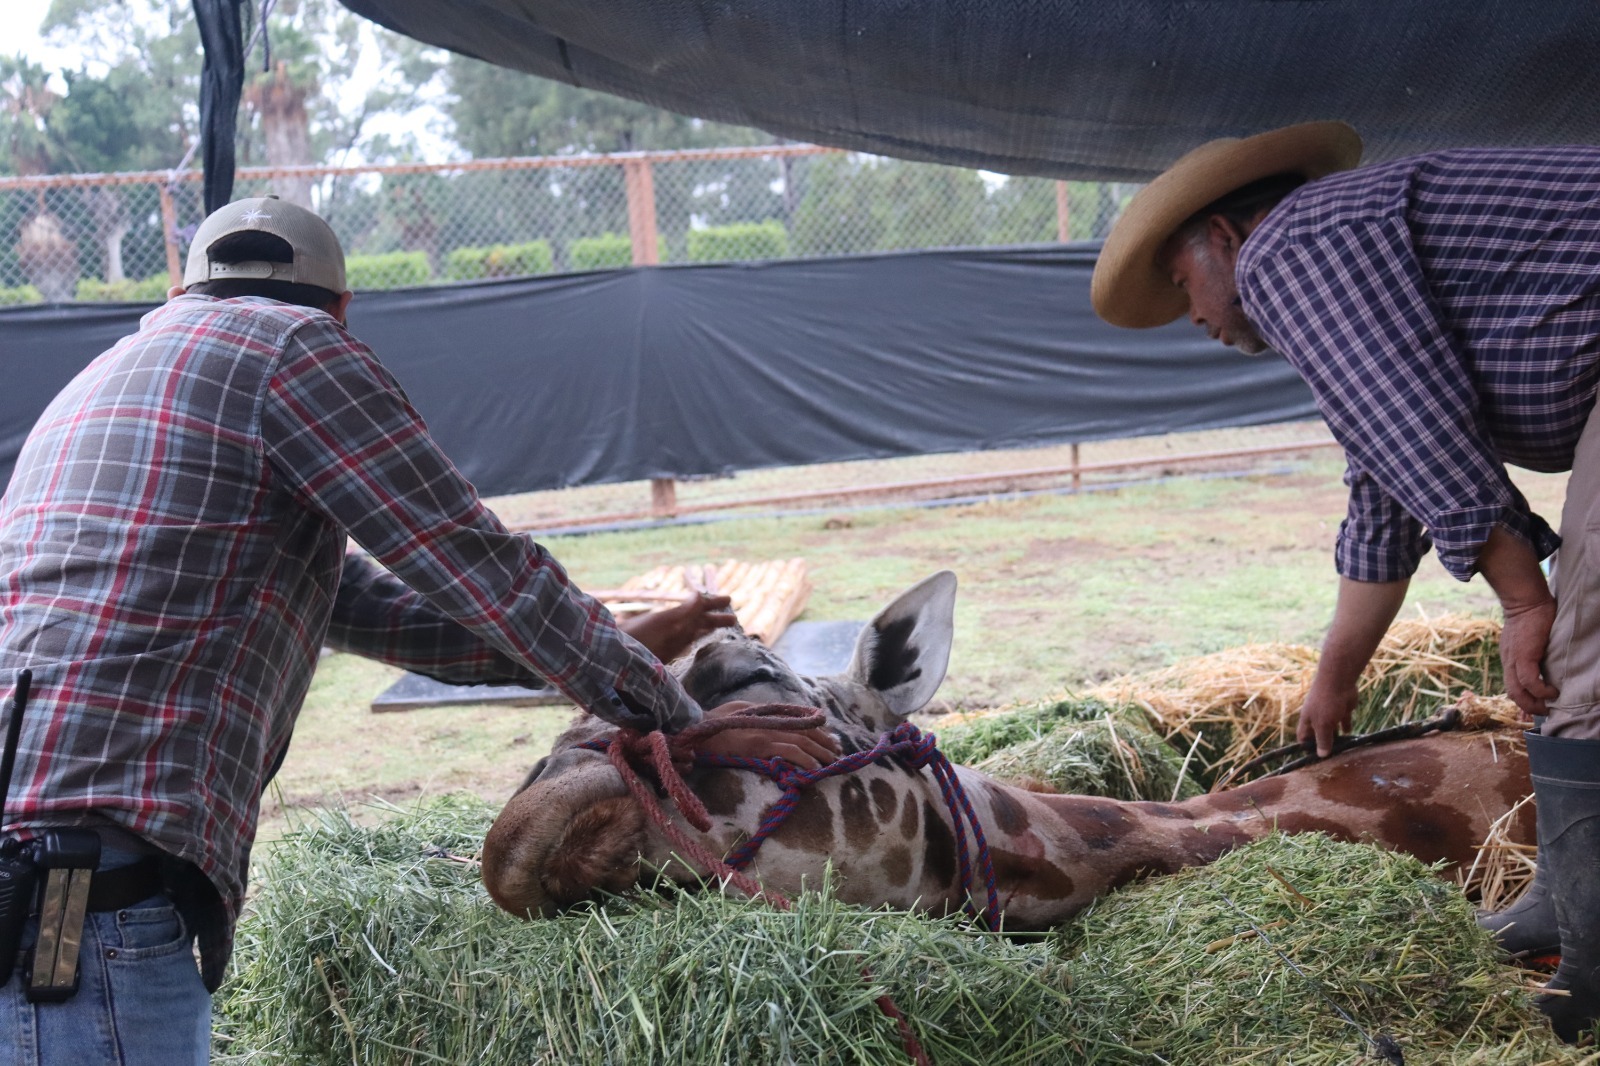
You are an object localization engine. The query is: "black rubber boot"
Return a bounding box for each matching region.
[1525,730,1600,1042]
[1479,716,1558,956]
[1477,842,1559,957]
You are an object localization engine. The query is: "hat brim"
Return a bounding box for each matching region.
[1090,121,1363,329]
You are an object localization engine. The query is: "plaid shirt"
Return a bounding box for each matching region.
[0,295,699,978]
[1238,146,1600,583]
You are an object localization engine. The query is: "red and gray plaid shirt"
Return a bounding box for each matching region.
[0,295,699,973]
[1238,146,1600,583]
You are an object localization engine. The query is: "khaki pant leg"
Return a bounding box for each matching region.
[1543,402,1600,740]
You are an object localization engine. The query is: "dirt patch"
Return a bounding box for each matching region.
[1020,536,1121,567]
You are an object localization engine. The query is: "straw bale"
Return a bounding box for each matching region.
[1087,613,1505,782]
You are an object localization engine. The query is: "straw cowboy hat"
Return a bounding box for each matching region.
[1090,121,1363,329]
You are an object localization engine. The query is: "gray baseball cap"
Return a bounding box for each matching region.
[183,195,347,293]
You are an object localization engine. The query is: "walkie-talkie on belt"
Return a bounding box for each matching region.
[0,670,103,1000]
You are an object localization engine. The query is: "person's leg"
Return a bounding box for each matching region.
[1520,406,1600,1042]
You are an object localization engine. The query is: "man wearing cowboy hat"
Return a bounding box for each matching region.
[1092,122,1600,1041]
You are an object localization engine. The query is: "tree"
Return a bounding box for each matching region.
[7,0,444,289]
[442,57,783,264]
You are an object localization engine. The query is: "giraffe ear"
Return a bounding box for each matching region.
[846,570,957,718]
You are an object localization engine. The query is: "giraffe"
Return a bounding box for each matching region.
[481,572,1535,926]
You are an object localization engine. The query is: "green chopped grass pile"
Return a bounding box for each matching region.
[216,800,1594,1065]
[214,797,1091,1065]
[934,698,1199,801]
[973,715,1201,802]
[1058,833,1587,1065]
[934,697,1118,765]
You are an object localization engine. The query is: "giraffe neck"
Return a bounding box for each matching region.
[963,729,1529,929]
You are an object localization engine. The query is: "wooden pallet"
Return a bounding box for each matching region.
[596,557,811,646]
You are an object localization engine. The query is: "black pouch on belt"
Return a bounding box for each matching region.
[24,827,101,1003]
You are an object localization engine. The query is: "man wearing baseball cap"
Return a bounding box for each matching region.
[0,195,835,1062]
[1092,123,1600,1041]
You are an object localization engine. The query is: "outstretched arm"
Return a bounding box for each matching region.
[1298,575,1410,757]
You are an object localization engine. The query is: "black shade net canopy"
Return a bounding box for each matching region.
[192,2,1600,207]
[332,0,1600,180]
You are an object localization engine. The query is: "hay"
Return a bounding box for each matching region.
[214,797,1093,1065]
[933,697,1201,802]
[933,696,1105,765]
[975,714,1201,803]
[1058,833,1594,1065]
[1088,613,1506,781]
[1463,794,1540,914]
[216,802,1597,1064]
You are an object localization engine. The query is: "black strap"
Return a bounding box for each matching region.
[84,858,164,913]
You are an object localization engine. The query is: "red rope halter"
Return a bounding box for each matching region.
[582,704,999,1066]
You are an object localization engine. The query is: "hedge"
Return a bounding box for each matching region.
[568,232,634,271]
[685,220,790,263]
[0,284,42,305]
[75,275,171,303]
[443,240,554,282]
[344,251,432,291]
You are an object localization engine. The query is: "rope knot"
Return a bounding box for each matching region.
[889,723,940,769]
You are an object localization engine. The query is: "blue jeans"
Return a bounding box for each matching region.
[0,849,210,1065]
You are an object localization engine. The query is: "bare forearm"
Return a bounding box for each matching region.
[1476,526,1559,715]
[1316,575,1411,689]
[1298,574,1410,755]
[1476,525,1553,613]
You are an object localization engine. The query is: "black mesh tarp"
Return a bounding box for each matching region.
[336,0,1600,181]
[0,246,1316,498]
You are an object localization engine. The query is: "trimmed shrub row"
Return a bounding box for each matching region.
[443,240,554,282]
[685,219,789,262]
[345,250,431,291]
[568,232,633,271]
[76,275,171,303]
[9,220,798,301]
[0,284,42,305]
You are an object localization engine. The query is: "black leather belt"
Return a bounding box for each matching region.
[84,858,164,913]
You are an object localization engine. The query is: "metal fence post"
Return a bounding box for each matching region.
[1055,181,1071,243]
[1071,442,1081,492]
[158,181,183,287]
[624,158,660,266]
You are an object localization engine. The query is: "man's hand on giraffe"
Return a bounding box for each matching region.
[620,591,737,663]
[1500,595,1559,718]
[1296,677,1359,758]
[694,700,842,770]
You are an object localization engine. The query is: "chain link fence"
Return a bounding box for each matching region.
[0,146,1140,303]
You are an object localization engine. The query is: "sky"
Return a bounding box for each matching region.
[5,0,459,164]
[10,0,77,85]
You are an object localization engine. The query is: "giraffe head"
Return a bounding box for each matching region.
[482,570,959,916]
[677,569,958,736]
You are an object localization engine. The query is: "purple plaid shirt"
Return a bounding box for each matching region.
[0,295,699,978]
[1238,146,1600,583]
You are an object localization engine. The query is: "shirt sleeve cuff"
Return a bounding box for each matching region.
[1431,505,1559,582]
[1335,525,1432,583]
